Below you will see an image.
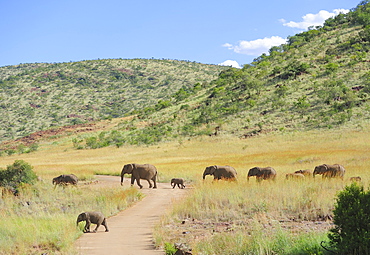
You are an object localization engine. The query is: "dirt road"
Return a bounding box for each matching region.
[75,175,187,255]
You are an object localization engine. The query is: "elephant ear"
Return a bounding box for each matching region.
[125,164,134,173]
[210,165,217,174]
[78,212,87,221]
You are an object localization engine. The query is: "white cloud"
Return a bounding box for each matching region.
[218,60,241,69]
[282,9,349,30]
[223,36,287,56]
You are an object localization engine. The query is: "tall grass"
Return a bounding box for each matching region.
[0,182,142,254]
[153,126,370,254]
[0,125,369,254]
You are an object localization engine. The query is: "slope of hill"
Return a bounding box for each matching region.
[121,2,370,143]
[2,1,370,151]
[0,59,227,142]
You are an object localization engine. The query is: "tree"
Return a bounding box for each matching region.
[328,183,370,254]
[0,160,38,194]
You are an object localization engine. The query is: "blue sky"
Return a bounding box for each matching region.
[0,0,361,68]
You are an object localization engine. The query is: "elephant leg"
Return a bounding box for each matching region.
[102,219,109,232]
[93,222,101,233]
[136,178,143,189]
[172,183,175,189]
[84,222,91,233]
[130,175,135,186]
[152,177,157,189]
[146,179,152,188]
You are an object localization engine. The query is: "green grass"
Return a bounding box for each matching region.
[0,181,142,254]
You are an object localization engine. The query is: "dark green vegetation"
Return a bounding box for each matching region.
[2,1,370,149]
[0,160,37,194]
[328,183,370,255]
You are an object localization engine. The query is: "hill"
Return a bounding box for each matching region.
[0,59,227,142]
[120,2,370,143]
[1,1,370,152]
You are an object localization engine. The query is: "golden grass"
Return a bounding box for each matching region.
[0,125,369,254]
[2,125,368,184]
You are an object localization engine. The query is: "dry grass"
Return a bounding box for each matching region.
[0,181,142,254]
[2,125,368,183]
[0,125,369,254]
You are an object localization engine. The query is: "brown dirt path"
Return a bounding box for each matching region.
[75,175,187,255]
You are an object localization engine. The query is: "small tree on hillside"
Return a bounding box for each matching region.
[328,183,370,254]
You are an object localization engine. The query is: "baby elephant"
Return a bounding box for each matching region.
[350,176,362,182]
[76,211,109,233]
[286,173,305,180]
[171,178,185,189]
[294,169,312,177]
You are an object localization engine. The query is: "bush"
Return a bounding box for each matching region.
[0,160,38,193]
[328,183,370,254]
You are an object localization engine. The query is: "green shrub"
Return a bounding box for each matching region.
[164,242,177,255]
[0,160,38,193]
[328,183,370,254]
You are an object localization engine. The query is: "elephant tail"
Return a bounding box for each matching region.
[155,171,159,182]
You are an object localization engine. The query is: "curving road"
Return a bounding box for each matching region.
[75,176,187,255]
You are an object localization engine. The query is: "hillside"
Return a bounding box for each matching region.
[0,59,227,142]
[118,2,370,144]
[1,1,370,152]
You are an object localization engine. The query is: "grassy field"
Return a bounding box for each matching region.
[0,124,369,254]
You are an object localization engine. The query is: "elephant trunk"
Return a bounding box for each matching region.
[120,173,124,186]
[203,172,208,180]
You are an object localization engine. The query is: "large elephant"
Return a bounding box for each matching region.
[247,167,276,182]
[171,178,185,189]
[121,163,157,189]
[313,164,345,179]
[202,165,237,180]
[76,211,109,233]
[52,174,78,186]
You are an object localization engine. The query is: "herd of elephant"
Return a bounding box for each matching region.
[52,163,355,233]
[202,163,351,182]
[52,163,353,190]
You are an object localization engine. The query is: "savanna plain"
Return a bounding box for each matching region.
[0,123,369,254]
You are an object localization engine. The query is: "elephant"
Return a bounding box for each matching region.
[349,176,362,182]
[247,167,276,182]
[121,163,157,189]
[202,165,237,180]
[286,173,305,180]
[76,211,109,233]
[294,169,312,177]
[313,164,345,179]
[171,178,185,189]
[52,174,78,186]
